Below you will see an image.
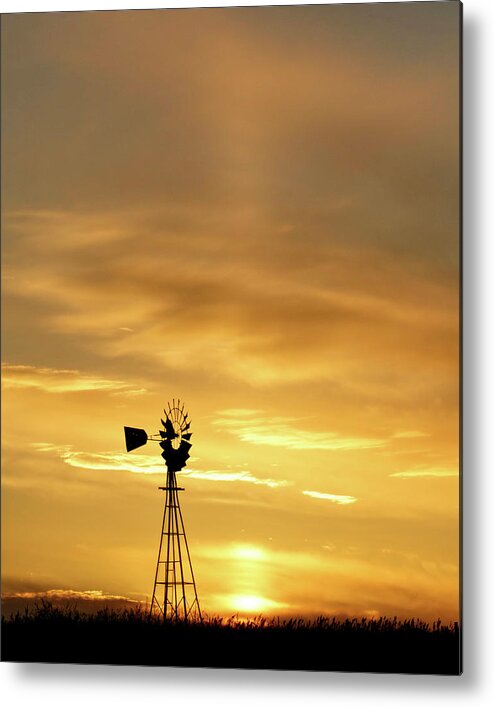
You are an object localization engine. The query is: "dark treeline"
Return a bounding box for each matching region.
[1,602,461,674]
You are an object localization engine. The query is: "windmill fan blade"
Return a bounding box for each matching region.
[174,448,190,468]
[160,439,173,454]
[164,418,177,439]
[124,426,148,452]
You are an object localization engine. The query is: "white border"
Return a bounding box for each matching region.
[2,0,494,705]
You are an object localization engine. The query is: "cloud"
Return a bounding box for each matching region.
[302,490,358,505]
[32,443,289,487]
[390,467,458,478]
[2,363,146,396]
[1,588,140,616]
[33,443,165,475]
[391,430,431,439]
[2,588,136,603]
[214,412,385,451]
[180,469,289,488]
[2,4,459,401]
[3,205,458,396]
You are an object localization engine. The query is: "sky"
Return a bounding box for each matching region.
[1,2,460,622]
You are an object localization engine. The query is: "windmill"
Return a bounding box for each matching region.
[124,399,202,622]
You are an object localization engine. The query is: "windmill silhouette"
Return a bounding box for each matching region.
[124,399,201,621]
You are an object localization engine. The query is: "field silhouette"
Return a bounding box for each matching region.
[1,601,461,674]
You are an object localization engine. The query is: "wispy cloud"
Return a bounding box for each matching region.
[3,202,458,393]
[2,588,137,603]
[180,469,289,488]
[33,443,164,475]
[390,467,458,478]
[2,363,146,396]
[214,412,385,451]
[391,430,431,439]
[32,443,289,487]
[1,588,141,615]
[302,490,358,505]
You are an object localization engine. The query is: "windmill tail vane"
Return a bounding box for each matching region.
[124,399,202,622]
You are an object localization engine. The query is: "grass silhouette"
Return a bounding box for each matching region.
[1,600,461,674]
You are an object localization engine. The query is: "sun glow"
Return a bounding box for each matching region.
[232,545,266,561]
[229,594,285,614]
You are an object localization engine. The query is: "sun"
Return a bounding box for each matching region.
[228,594,289,615]
[230,594,271,613]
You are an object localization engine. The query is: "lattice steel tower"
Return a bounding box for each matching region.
[124,400,202,621]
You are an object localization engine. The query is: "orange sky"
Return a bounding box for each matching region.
[1,3,460,622]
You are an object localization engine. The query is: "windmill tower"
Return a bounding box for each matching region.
[124,400,202,622]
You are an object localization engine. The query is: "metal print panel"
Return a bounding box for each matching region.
[1,1,462,674]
